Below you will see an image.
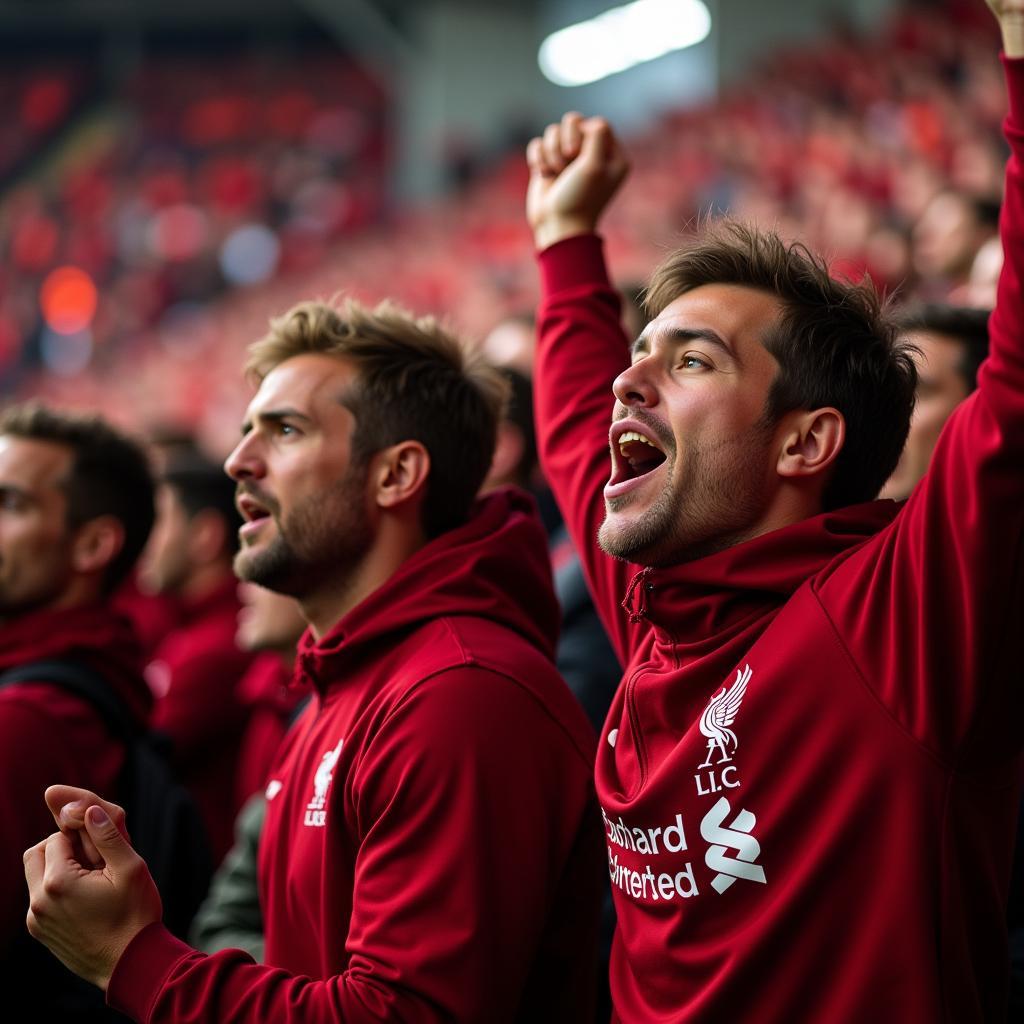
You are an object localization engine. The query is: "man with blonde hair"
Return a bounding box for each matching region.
[25,298,602,1023]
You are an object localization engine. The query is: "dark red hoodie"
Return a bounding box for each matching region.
[147,576,255,861]
[0,605,151,954]
[529,56,1024,1024]
[107,488,603,1023]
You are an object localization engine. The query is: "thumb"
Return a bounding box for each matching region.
[84,804,135,869]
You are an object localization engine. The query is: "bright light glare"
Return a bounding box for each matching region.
[539,0,711,87]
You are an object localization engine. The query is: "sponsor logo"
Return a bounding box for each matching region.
[303,738,343,827]
[700,796,767,894]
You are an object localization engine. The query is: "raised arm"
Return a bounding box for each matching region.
[528,115,643,662]
[818,3,1024,758]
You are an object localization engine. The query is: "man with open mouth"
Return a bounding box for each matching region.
[525,1,1024,1020]
[23,299,603,1022]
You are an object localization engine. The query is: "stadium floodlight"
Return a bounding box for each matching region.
[539,0,712,87]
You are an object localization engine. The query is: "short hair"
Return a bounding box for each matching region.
[895,304,990,392]
[245,298,508,537]
[161,453,242,556]
[0,402,154,593]
[645,220,918,510]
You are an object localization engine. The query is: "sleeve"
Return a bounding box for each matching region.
[534,234,646,664]
[815,55,1024,761]
[188,794,266,961]
[107,666,600,1023]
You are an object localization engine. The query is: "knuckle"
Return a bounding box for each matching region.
[42,875,65,898]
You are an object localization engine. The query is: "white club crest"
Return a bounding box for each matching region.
[698,665,751,768]
[307,738,344,813]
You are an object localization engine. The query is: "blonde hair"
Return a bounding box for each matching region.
[247,298,509,536]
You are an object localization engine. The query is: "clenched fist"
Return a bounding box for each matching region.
[526,112,630,250]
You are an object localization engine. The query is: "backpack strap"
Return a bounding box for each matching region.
[0,659,141,740]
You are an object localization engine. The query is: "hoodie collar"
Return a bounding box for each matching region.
[0,603,152,722]
[296,488,559,694]
[625,500,899,642]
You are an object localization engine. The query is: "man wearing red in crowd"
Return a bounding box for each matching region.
[24,299,602,1022]
[0,405,154,1013]
[521,1,1024,1020]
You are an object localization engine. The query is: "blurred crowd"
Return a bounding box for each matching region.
[0,1,1003,454]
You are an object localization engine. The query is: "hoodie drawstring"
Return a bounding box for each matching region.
[622,568,652,623]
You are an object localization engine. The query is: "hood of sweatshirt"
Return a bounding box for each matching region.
[626,499,900,646]
[295,488,560,692]
[0,603,152,723]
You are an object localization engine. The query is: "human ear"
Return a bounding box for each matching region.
[776,407,845,480]
[71,515,125,577]
[373,441,431,511]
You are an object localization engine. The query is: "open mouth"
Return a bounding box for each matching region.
[606,422,668,494]
[237,492,274,536]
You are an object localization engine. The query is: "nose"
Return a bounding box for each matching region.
[612,357,658,408]
[224,432,264,482]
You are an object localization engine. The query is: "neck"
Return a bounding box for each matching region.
[302,519,427,639]
[0,577,105,626]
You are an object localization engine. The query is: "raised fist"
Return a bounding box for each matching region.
[526,111,630,250]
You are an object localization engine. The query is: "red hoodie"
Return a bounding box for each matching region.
[233,653,308,807]
[147,576,255,861]
[530,56,1024,1024]
[0,605,151,955]
[107,488,603,1023]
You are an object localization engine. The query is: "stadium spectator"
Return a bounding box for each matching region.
[232,582,308,807]
[880,304,991,500]
[139,454,254,863]
[191,583,308,962]
[911,189,1001,298]
[25,298,602,1022]
[521,0,1024,1016]
[0,403,154,1016]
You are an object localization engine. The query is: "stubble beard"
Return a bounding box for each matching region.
[234,464,373,599]
[598,421,775,568]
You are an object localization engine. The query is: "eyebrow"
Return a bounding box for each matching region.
[632,327,737,361]
[240,408,313,436]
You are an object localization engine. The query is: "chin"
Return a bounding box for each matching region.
[598,515,657,564]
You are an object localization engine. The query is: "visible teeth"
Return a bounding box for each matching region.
[618,430,656,450]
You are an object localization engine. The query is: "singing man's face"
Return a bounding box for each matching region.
[225,353,372,599]
[599,284,789,566]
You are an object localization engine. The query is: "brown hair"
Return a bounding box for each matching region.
[646,220,918,510]
[0,402,155,592]
[246,298,508,536]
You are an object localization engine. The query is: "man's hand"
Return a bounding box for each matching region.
[526,112,630,251]
[988,0,1024,57]
[24,800,161,990]
[45,784,131,869]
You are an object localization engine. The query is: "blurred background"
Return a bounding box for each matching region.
[0,0,1004,455]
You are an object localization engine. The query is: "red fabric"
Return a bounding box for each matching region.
[233,653,307,806]
[528,58,1024,1024]
[112,572,182,661]
[107,488,603,1023]
[0,605,150,953]
[148,577,255,863]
